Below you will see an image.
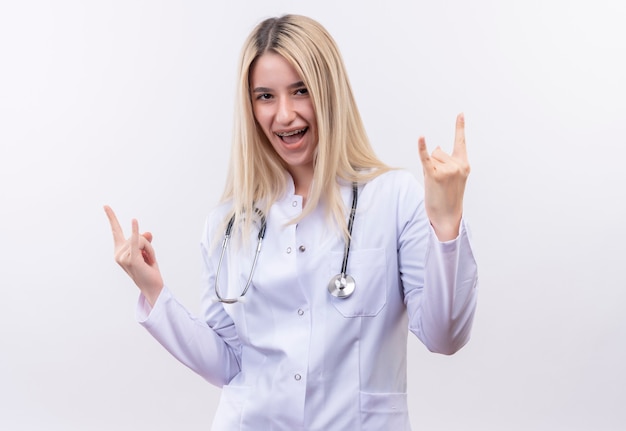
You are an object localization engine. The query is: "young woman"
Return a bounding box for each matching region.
[105,14,478,430]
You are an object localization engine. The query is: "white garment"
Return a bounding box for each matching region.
[137,169,478,431]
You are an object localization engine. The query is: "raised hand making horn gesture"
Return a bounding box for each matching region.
[104,206,164,306]
[418,113,470,242]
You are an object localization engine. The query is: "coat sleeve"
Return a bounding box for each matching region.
[136,214,242,387]
[399,175,478,355]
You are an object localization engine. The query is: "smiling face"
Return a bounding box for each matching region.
[250,52,318,189]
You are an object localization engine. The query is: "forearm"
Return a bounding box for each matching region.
[409,220,478,355]
[137,286,241,386]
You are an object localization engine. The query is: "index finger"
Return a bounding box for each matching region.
[417,136,431,169]
[451,113,467,160]
[103,205,126,246]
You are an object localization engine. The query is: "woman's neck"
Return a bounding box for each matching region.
[289,165,314,205]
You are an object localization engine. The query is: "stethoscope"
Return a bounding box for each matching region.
[214,183,359,304]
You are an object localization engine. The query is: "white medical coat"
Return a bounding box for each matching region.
[137,170,478,430]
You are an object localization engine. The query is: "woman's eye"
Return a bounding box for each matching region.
[255,93,272,101]
[295,88,308,96]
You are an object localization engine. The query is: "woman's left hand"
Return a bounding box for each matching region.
[417,113,470,242]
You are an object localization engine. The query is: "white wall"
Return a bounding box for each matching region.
[1,1,624,430]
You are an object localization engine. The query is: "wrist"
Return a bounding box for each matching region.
[430,217,461,242]
[140,282,164,307]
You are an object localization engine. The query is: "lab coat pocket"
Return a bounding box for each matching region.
[212,384,252,429]
[360,391,409,430]
[329,248,387,317]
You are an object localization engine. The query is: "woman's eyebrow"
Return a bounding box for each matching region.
[252,81,305,93]
[288,81,305,89]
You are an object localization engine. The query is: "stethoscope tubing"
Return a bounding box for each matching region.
[340,182,358,278]
[214,183,358,303]
[214,210,266,304]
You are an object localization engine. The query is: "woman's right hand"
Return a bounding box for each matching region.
[104,205,163,306]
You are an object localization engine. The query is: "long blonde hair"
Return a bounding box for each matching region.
[222,14,390,236]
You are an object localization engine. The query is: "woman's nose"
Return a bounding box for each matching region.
[276,97,296,125]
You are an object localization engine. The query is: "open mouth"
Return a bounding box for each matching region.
[275,127,308,144]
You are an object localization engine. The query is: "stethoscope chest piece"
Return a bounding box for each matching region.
[328,274,356,299]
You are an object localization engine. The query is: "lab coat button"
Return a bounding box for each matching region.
[294,374,302,381]
[297,309,304,316]
[298,245,306,252]
[292,201,297,207]
[286,247,292,254]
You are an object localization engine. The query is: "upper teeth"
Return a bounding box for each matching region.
[277,128,306,137]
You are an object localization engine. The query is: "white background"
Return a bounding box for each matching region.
[1,1,625,430]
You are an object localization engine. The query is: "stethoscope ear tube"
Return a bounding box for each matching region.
[214,211,266,304]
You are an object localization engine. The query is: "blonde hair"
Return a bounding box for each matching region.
[222,14,390,236]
